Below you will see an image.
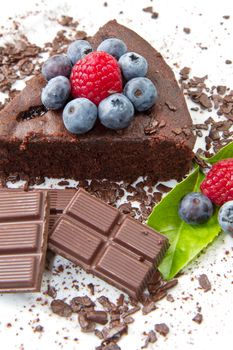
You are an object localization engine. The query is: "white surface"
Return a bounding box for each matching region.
[0,1,233,349]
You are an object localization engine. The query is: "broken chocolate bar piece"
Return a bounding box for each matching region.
[48,189,76,231]
[0,191,49,292]
[49,189,168,299]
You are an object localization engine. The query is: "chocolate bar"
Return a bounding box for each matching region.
[49,189,169,299]
[0,191,49,292]
[48,189,76,231]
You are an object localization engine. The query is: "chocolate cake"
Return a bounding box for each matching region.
[0,20,195,181]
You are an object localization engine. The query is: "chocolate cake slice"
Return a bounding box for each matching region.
[0,20,195,181]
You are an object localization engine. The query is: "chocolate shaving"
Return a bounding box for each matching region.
[142,330,157,348]
[85,310,108,325]
[78,313,96,332]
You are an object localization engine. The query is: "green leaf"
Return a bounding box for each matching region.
[147,167,220,280]
[203,141,233,164]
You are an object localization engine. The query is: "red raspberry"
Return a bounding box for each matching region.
[200,158,233,206]
[70,51,122,105]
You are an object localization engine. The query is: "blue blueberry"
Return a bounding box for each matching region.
[124,77,158,111]
[218,201,233,234]
[67,40,93,65]
[119,52,148,80]
[63,98,97,134]
[42,54,72,81]
[178,192,214,225]
[98,93,134,130]
[97,38,127,59]
[41,76,71,110]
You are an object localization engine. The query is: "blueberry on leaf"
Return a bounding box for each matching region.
[178,192,214,225]
[218,201,233,234]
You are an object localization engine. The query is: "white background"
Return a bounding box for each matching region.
[0,1,233,349]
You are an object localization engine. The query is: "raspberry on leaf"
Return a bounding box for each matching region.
[70,51,123,105]
[200,158,233,206]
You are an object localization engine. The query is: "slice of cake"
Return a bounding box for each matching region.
[0,20,195,181]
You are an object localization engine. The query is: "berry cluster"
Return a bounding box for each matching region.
[41,38,158,134]
[178,158,233,235]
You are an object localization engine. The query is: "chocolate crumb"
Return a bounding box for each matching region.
[156,184,172,193]
[198,274,211,292]
[166,294,174,302]
[34,325,44,332]
[46,285,57,299]
[87,283,95,295]
[57,180,70,186]
[192,313,203,324]
[225,60,232,64]
[183,27,191,34]
[154,323,169,336]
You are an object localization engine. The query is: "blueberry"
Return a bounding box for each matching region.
[124,77,158,111]
[42,54,72,81]
[98,93,134,130]
[67,40,93,64]
[178,192,214,225]
[41,76,71,110]
[97,38,127,59]
[218,201,233,234]
[62,98,97,134]
[119,52,148,80]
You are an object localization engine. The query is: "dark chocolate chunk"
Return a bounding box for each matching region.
[49,189,168,299]
[154,323,169,336]
[51,299,72,317]
[78,313,96,332]
[85,310,108,325]
[70,296,95,313]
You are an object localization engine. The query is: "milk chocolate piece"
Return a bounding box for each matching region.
[49,189,168,299]
[0,191,49,292]
[48,189,76,231]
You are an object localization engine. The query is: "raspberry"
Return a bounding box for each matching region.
[70,51,122,105]
[200,158,233,206]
